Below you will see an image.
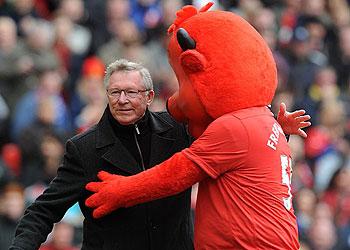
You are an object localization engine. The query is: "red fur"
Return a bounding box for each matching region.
[180,50,208,73]
[167,6,277,137]
[86,153,207,218]
[168,2,214,34]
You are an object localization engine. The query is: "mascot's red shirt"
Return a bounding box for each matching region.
[183,107,299,249]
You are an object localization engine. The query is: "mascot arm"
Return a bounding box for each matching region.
[85,152,207,218]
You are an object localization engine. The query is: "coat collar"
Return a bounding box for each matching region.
[95,107,176,175]
[96,107,174,148]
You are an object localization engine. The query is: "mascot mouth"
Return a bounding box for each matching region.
[166,93,188,123]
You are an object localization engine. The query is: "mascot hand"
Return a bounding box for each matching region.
[277,102,311,138]
[85,153,207,219]
[85,171,125,218]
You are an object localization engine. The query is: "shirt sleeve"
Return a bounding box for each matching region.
[182,115,249,179]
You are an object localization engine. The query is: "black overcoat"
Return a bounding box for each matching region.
[10,109,193,250]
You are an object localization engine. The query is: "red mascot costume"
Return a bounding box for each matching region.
[86,3,306,249]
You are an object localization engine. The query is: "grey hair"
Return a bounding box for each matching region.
[104,59,153,90]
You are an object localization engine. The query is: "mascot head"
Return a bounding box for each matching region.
[166,2,277,138]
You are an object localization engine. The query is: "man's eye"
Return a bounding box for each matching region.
[111,90,120,95]
[127,90,138,94]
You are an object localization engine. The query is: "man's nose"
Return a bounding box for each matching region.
[118,91,128,103]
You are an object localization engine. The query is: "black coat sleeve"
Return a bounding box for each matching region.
[10,139,86,250]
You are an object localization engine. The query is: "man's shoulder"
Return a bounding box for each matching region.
[150,110,182,126]
[152,110,172,119]
[70,124,99,143]
[150,111,190,137]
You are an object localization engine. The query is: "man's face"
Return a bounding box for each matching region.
[107,70,154,125]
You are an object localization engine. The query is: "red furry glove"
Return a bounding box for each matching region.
[85,152,207,218]
[277,102,311,138]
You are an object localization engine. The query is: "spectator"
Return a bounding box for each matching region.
[97,18,145,65]
[321,166,350,227]
[39,222,79,250]
[284,25,324,103]
[0,16,33,112]
[294,187,317,241]
[17,96,67,187]
[295,66,339,125]
[307,217,337,250]
[307,202,338,250]
[11,67,71,141]
[0,182,25,250]
[0,94,10,147]
[52,0,92,90]
[5,0,41,37]
[129,0,162,33]
[69,56,106,132]
[1,143,21,178]
[305,99,349,193]
[0,159,14,192]
[335,25,350,89]
[251,7,291,90]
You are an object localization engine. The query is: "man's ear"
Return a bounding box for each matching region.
[146,90,155,106]
[180,50,208,73]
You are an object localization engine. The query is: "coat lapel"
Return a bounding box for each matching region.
[102,143,141,175]
[96,109,141,175]
[148,113,176,167]
[95,109,178,174]
[149,134,176,167]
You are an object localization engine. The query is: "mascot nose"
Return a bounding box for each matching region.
[177,28,196,51]
[166,92,188,123]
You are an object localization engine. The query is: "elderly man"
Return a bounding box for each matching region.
[11,59,194,250]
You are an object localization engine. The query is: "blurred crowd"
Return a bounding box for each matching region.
[0,0,350,249]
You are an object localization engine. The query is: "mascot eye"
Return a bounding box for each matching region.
[177,28,196,51]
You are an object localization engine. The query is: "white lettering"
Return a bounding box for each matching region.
[281,155,293,210]
[267,123,282,150]
[267,140,276,150]
[270,133,278,144]
[272,123,280,137]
